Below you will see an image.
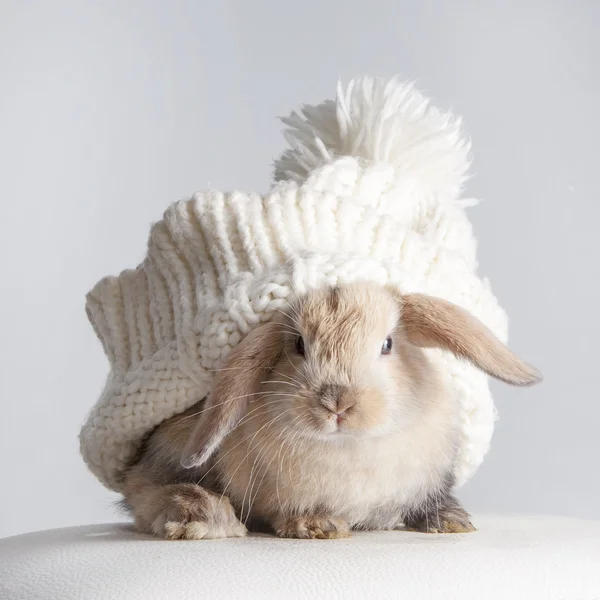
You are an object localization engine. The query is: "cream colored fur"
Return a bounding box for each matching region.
[120,283,539,539]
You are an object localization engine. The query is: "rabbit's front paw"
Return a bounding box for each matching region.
[275,515,350,539]
[152,484,247,540]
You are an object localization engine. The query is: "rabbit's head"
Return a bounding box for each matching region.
[181,283,541,469]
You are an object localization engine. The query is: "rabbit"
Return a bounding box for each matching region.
[121,282,541,540]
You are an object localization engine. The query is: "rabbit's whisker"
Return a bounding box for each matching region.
[196,400,297,484]
[221,408,298,511]
[242,419,299,525]
[245,419,304,525]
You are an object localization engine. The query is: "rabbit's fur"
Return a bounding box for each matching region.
[122,283,540,539]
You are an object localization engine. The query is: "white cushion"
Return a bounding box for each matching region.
[1,515,599,599]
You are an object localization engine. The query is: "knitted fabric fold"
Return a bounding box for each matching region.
[81,77,508,492]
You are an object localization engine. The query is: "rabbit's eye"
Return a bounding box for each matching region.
[381,336,393,355]
[295,335,305,356]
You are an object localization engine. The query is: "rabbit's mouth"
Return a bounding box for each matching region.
[323,411,350,434]
[333,411,357,433]
[304,406,388,440]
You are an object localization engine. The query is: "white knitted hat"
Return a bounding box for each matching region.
[81,76,508,492]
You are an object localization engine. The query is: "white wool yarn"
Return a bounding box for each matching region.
[80,76,507,492]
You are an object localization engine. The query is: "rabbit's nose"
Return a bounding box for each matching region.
[319,384,355,414]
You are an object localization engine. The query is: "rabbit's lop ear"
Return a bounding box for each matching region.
[399,293,542,386]
[181,319,283,469]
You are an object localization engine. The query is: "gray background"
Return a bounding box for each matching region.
[1,0,598,539]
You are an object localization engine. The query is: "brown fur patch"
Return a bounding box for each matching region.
[403,490,476,534]
[121,401,246,540]
[298,284,386,365]
[181,319,284,469]
[122,469,246,540]
[274,515,351,539]
[398,292,542,386]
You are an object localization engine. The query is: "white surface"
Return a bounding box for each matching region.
[1,0,600,538]
[1,516,600,600]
